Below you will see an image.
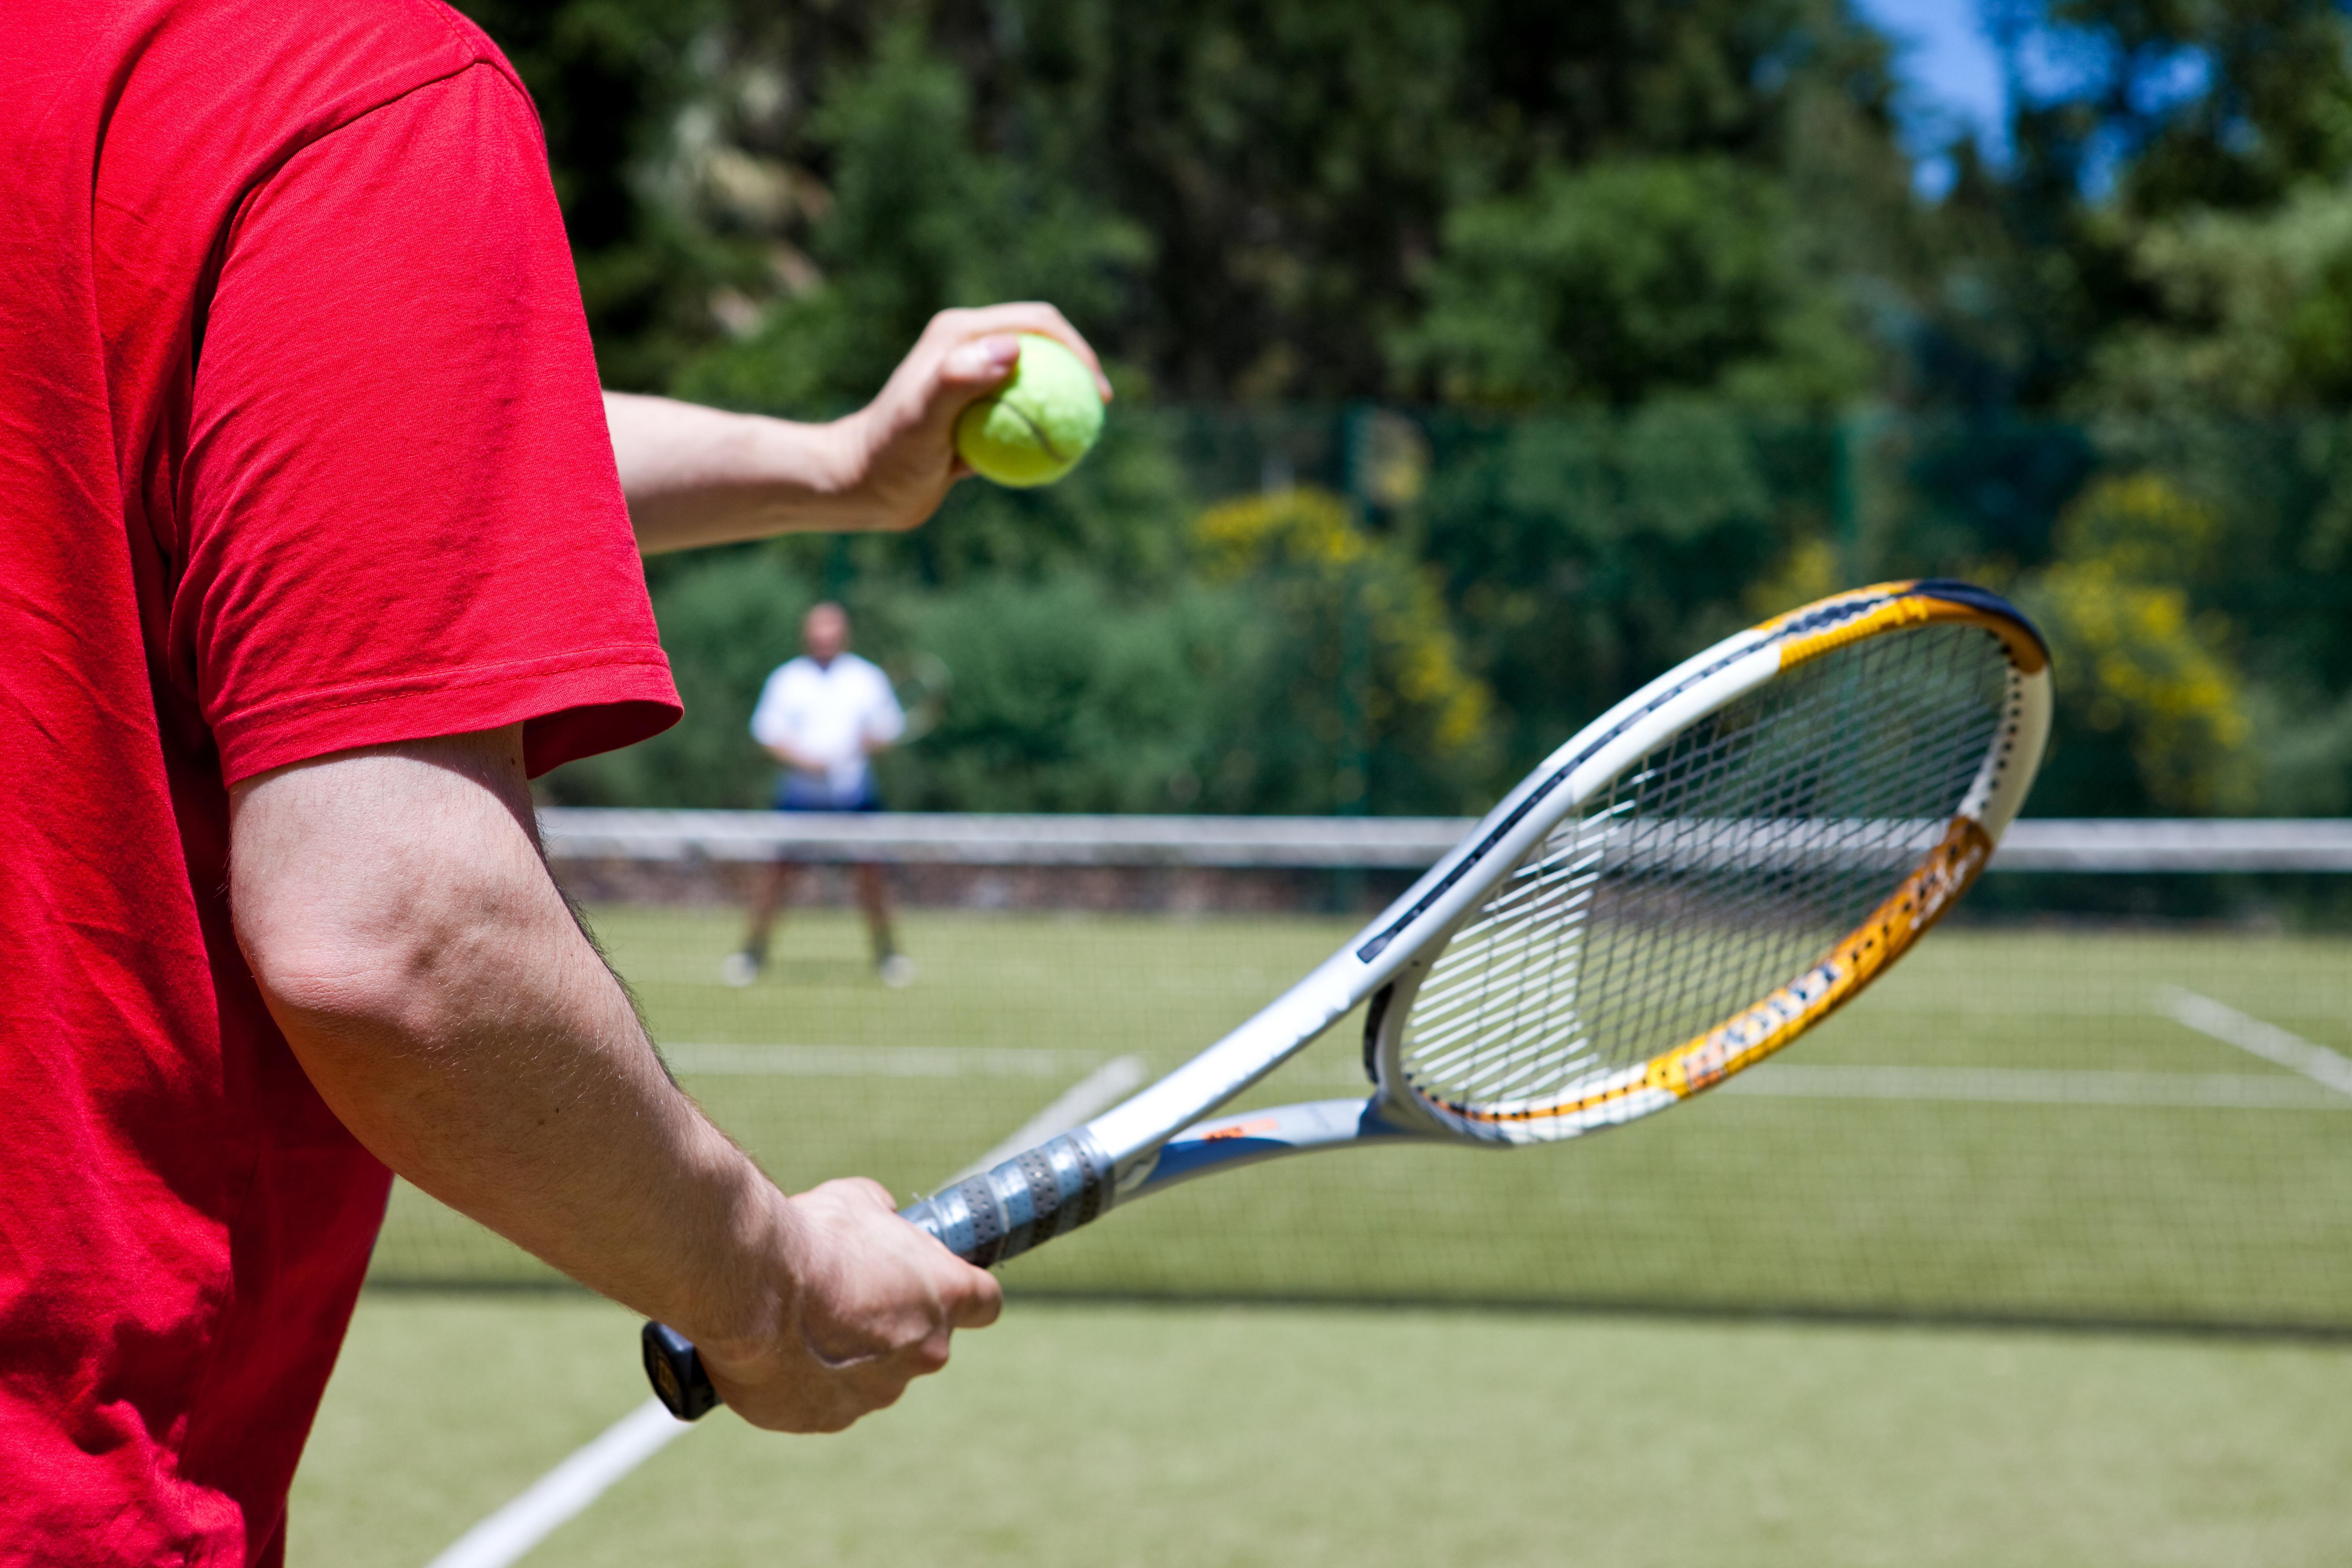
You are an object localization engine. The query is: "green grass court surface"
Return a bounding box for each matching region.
[333,904,2352,1562]
[377,907,2352,1330]
[295,1291,2352,1567]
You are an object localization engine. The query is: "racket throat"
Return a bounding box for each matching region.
[1127,1097,1425,1197]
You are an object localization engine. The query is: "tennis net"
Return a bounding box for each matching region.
[366,811,2352,1334]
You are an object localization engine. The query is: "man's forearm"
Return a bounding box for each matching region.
[227,727,787,1354]
[229,727,999,1432]
[605,392,874,553]
[605,303,1110,557]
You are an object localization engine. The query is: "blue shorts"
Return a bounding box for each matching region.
[773,778,882,812]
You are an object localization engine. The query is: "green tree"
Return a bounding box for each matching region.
[868,574,1252,814]
[2076,183,2352,410]
[1192,487,1499,813]
[1390,157,1872,407]
[1928,0,2352,410]
[497,0,1921,407]
[453,0,748,389]
[1412,407,1818,776]
[674,23,1148,417]
[2040,0,2352,218]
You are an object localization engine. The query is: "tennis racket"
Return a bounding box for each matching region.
[885,649,953,744]
[644,578,2052,1420]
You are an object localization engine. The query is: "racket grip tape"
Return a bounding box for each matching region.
[640,1130,1116,1422]
[901,1130,1117,1268]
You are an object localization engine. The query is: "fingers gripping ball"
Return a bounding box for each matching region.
[953,335,1105,487]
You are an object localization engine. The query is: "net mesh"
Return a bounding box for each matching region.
[1402,625,2010,1112]
[367,817,2352,1336]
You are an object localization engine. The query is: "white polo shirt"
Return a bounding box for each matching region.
[749,652,905,801]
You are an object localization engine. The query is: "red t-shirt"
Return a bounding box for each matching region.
[0,3,681,1562]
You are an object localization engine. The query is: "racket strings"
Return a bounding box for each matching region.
[1586,633,2000,1078]
[1400,627,2008,1112]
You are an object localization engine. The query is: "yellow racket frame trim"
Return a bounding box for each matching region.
[1646,815,1992,1100]
[1771,580,2050,676]
[1426,815,1994,1127]
[1415,576,2042,1131]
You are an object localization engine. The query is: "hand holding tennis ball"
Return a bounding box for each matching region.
[954,334,1106,487]
[803,308,1106,534]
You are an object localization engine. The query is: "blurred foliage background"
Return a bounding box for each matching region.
[470,0,2352,818]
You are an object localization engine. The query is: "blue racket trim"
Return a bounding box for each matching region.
[1132,1099,1421,1195]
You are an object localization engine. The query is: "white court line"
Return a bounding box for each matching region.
[426,1026,2344,1564]
[1720,1063,2349,1110]
[950,1055,1149,1180]
[2156,988,2352,1099]
[420,1055,1144,1568]
[666,1042,2352,1109]
[1283,1058,2350,1107]
[662,1042,1099,1078]
[423,1398,686,1568]
[662,1043,2352,1109]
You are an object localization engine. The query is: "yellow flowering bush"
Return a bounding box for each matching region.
[1193,487,1496,802]
[2019,475,2254,813]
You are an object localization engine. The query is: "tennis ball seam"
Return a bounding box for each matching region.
[999,399,1069,461]
[954,334,1101,486]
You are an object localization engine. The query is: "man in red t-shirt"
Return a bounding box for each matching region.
[0,3,1109,1563]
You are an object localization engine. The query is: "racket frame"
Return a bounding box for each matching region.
[642,578,2051,1420]
[1089,577,2050,1193]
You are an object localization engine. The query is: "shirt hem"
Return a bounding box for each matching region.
[215,652,680,784]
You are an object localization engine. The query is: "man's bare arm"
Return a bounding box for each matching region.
[227,726,999,1431]
[608,303,1109,554]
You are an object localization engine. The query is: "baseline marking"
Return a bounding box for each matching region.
[2156,988,2352,1099]
[668,1042,2350,1109]
[423,1398,686,1568]
[663,1042,1100,1079]
[952,1055,1149,1180]
[418,1054,1144,1568]
[1718,1063,2348,1110]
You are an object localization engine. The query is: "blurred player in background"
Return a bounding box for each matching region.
[726,603,916,988]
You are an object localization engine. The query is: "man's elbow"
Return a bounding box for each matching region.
[239,919,444,1052]
[232,861,500,1056]
[228,727,549,1058]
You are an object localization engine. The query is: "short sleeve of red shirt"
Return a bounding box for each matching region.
[181,59,678,781]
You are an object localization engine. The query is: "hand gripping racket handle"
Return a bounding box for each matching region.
[641,1130,1117,1421]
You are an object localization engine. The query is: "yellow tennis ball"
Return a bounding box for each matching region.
[953,335,1106,487]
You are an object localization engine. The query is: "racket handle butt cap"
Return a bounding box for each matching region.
[642,1320,718,1422]
[638,1129,1114,1418]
